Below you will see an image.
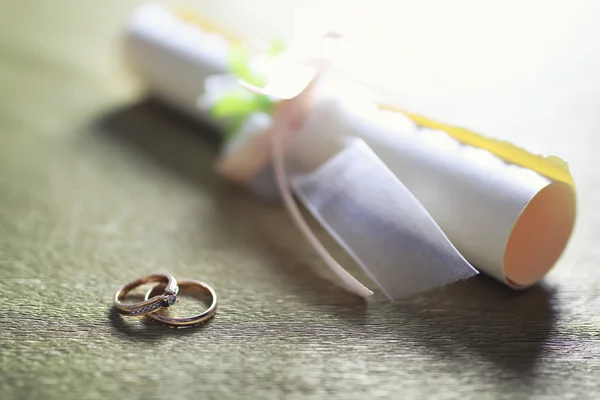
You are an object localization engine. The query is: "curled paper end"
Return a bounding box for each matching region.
[504,181,576,287]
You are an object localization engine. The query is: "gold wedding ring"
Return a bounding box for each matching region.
[113,273,179,316]
[144,279,217,327]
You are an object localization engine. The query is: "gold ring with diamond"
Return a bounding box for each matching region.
[113,273,179,316]
[144,279,217,327]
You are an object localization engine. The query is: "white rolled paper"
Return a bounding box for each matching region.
[124,4,577,297]
[125,3,229,119]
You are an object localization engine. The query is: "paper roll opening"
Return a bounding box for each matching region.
[503,181,576,287]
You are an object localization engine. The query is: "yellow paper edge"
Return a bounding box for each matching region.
[380,104,575,188]
[175,7,575,189]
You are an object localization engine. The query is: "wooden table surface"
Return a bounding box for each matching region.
[1,1,599,399]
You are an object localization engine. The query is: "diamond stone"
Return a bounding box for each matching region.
[164,295,177,307]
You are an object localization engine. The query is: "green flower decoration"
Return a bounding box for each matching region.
[210,40,285,139]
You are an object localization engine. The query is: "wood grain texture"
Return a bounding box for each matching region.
[0,1,599,399]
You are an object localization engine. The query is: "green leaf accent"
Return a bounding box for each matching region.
[211,91,258,118]
[210,39,286,139]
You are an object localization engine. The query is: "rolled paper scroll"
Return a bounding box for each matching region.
[124,3,578,299]
[271,81,575,295]
[125,3,230,121]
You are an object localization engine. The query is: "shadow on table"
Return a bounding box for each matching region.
[385,277,558,386]
[94,98,556,383]
[108,306,214,342]
[93,97,222,188]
